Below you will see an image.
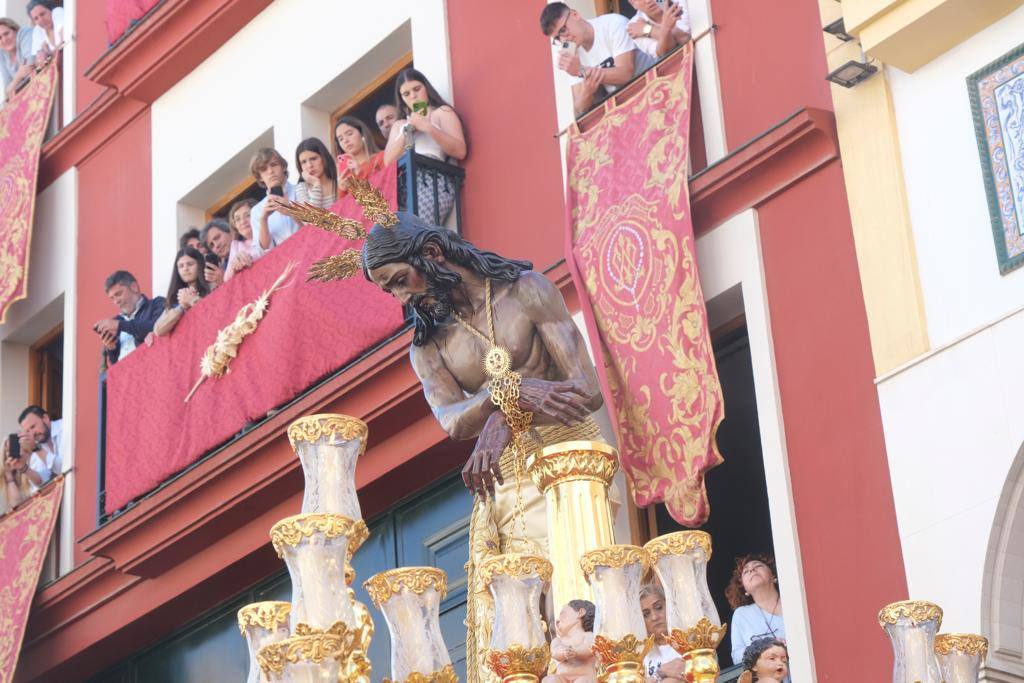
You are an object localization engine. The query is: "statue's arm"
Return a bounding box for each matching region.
[410,343,495,441]
[518,271,604,412]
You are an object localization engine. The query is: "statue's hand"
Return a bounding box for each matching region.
[518,378,591,426]
[462,412,510,497]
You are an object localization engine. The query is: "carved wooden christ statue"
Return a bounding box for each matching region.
[282,182,611,682]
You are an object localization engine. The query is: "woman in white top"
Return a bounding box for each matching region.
[640,583,684,682]
[26,0,63,66]
[726,555,788,679]
[383,68,467,225]
[294,137,338,210]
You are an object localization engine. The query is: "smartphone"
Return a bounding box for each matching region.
[269,185,284,197]
[337,153,352,169]
[7,434,20,461]
[412,101,429,116]
[559,40,578,56]
[204,252,220,268]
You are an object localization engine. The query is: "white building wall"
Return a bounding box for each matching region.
[150,0,450,289]
[879,6,1024,674]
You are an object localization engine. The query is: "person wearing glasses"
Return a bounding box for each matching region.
[540,2,655,116]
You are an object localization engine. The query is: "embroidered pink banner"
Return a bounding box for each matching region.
[0,478,64,683]
[564,46,724,526]
[0,62,58,324]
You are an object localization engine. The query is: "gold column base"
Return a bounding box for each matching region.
[592,634,653,683]
[665,619,727,683]
[486,643,550,683]
[383,664,459,683]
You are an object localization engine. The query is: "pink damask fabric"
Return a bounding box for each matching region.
[565,46,724,526]
[0,62,57,324]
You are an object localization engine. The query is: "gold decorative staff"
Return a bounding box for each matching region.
[184,261,296,402]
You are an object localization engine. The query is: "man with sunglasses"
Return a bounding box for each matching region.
[540,2,656,115]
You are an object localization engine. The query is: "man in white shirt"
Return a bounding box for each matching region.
[17,405,63,491]
[627,0,691,58]
[249,148,300,253]
[541,3,656,116]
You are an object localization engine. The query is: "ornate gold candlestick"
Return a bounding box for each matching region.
[580,545,653,683]
[528,440,618,608]
[481,554,552,683]
[287,413,367,520]
[878,600,943,683]
[934,633,988,683]
[257,631,347,683]
[364,567,457,682]
[644,532,724,682]
[238,601,291,683]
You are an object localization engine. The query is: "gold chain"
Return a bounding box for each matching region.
[452,279,532,548]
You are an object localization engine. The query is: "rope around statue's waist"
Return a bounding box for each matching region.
[497,416,603,478]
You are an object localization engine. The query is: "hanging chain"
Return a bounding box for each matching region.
[453,279,532,549]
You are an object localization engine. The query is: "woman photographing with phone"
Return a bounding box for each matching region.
[153,247,210,337]
[333,116,384,196]
[382,68,467,224]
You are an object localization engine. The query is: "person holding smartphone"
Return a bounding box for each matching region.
[200,219,235,288]
[333,116,384,197]
[153,247,210,337]
[248,147,300,253]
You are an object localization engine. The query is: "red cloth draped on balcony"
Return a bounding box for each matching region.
[104,165,403,515]
[105,0,160,44]
[0,478,63,682]
[0,62,58,324]
[564,46,724,526]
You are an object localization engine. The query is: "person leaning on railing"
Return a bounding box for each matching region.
[540,2,657,116]
[26,0,62,68]
[249,147,300,253]
[224,198,262,282]
[334,115,384,196]
[153,247,210,337]
[0,17,32,101]
[626,0,691,59]
[94,270,166,368]
[383,68,466,225]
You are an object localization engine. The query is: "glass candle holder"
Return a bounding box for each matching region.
[878,600,943,683]
[270,513,367,633]
[287,414,367,520]
[935,633,988,683]
[257,632,345,683]
[643,532,723,682]
[480,554,553,682]
[364,567,455,682]
[238,601,291,683]
[580,545,653,682]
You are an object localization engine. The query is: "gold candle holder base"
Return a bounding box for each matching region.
[592,634,653,683]
[486,643,551,683]
[665,619,727,683]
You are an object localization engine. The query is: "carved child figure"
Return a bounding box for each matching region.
[543,599,598,683]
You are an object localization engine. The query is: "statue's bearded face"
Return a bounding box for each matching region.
[368,260,459,326]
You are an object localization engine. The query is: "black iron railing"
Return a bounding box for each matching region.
[397,149,466,232]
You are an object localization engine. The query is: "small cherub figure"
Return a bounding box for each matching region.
[542,599,598,683]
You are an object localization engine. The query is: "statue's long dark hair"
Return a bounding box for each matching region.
[363,212,532,345]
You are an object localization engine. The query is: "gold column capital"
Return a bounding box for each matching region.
[934,633,988,657]
[287,413,368,448]
[877,599,943,628]
[528,440,619,493]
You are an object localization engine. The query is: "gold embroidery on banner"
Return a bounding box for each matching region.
[579,545,651,579]
[565,45,724,526]
[877,600,943,628]
[934,633,988,657]
[268,513,368,559]
[286,413,368,449]
[363,567,448,607]
[237,601,290,635]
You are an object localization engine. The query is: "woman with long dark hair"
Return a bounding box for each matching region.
[382,68,467,225]
[294,137,338,209]
[153,247,210,337]
[334,115,384,196]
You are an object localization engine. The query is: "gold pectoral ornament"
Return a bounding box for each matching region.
[453,278,533,548]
